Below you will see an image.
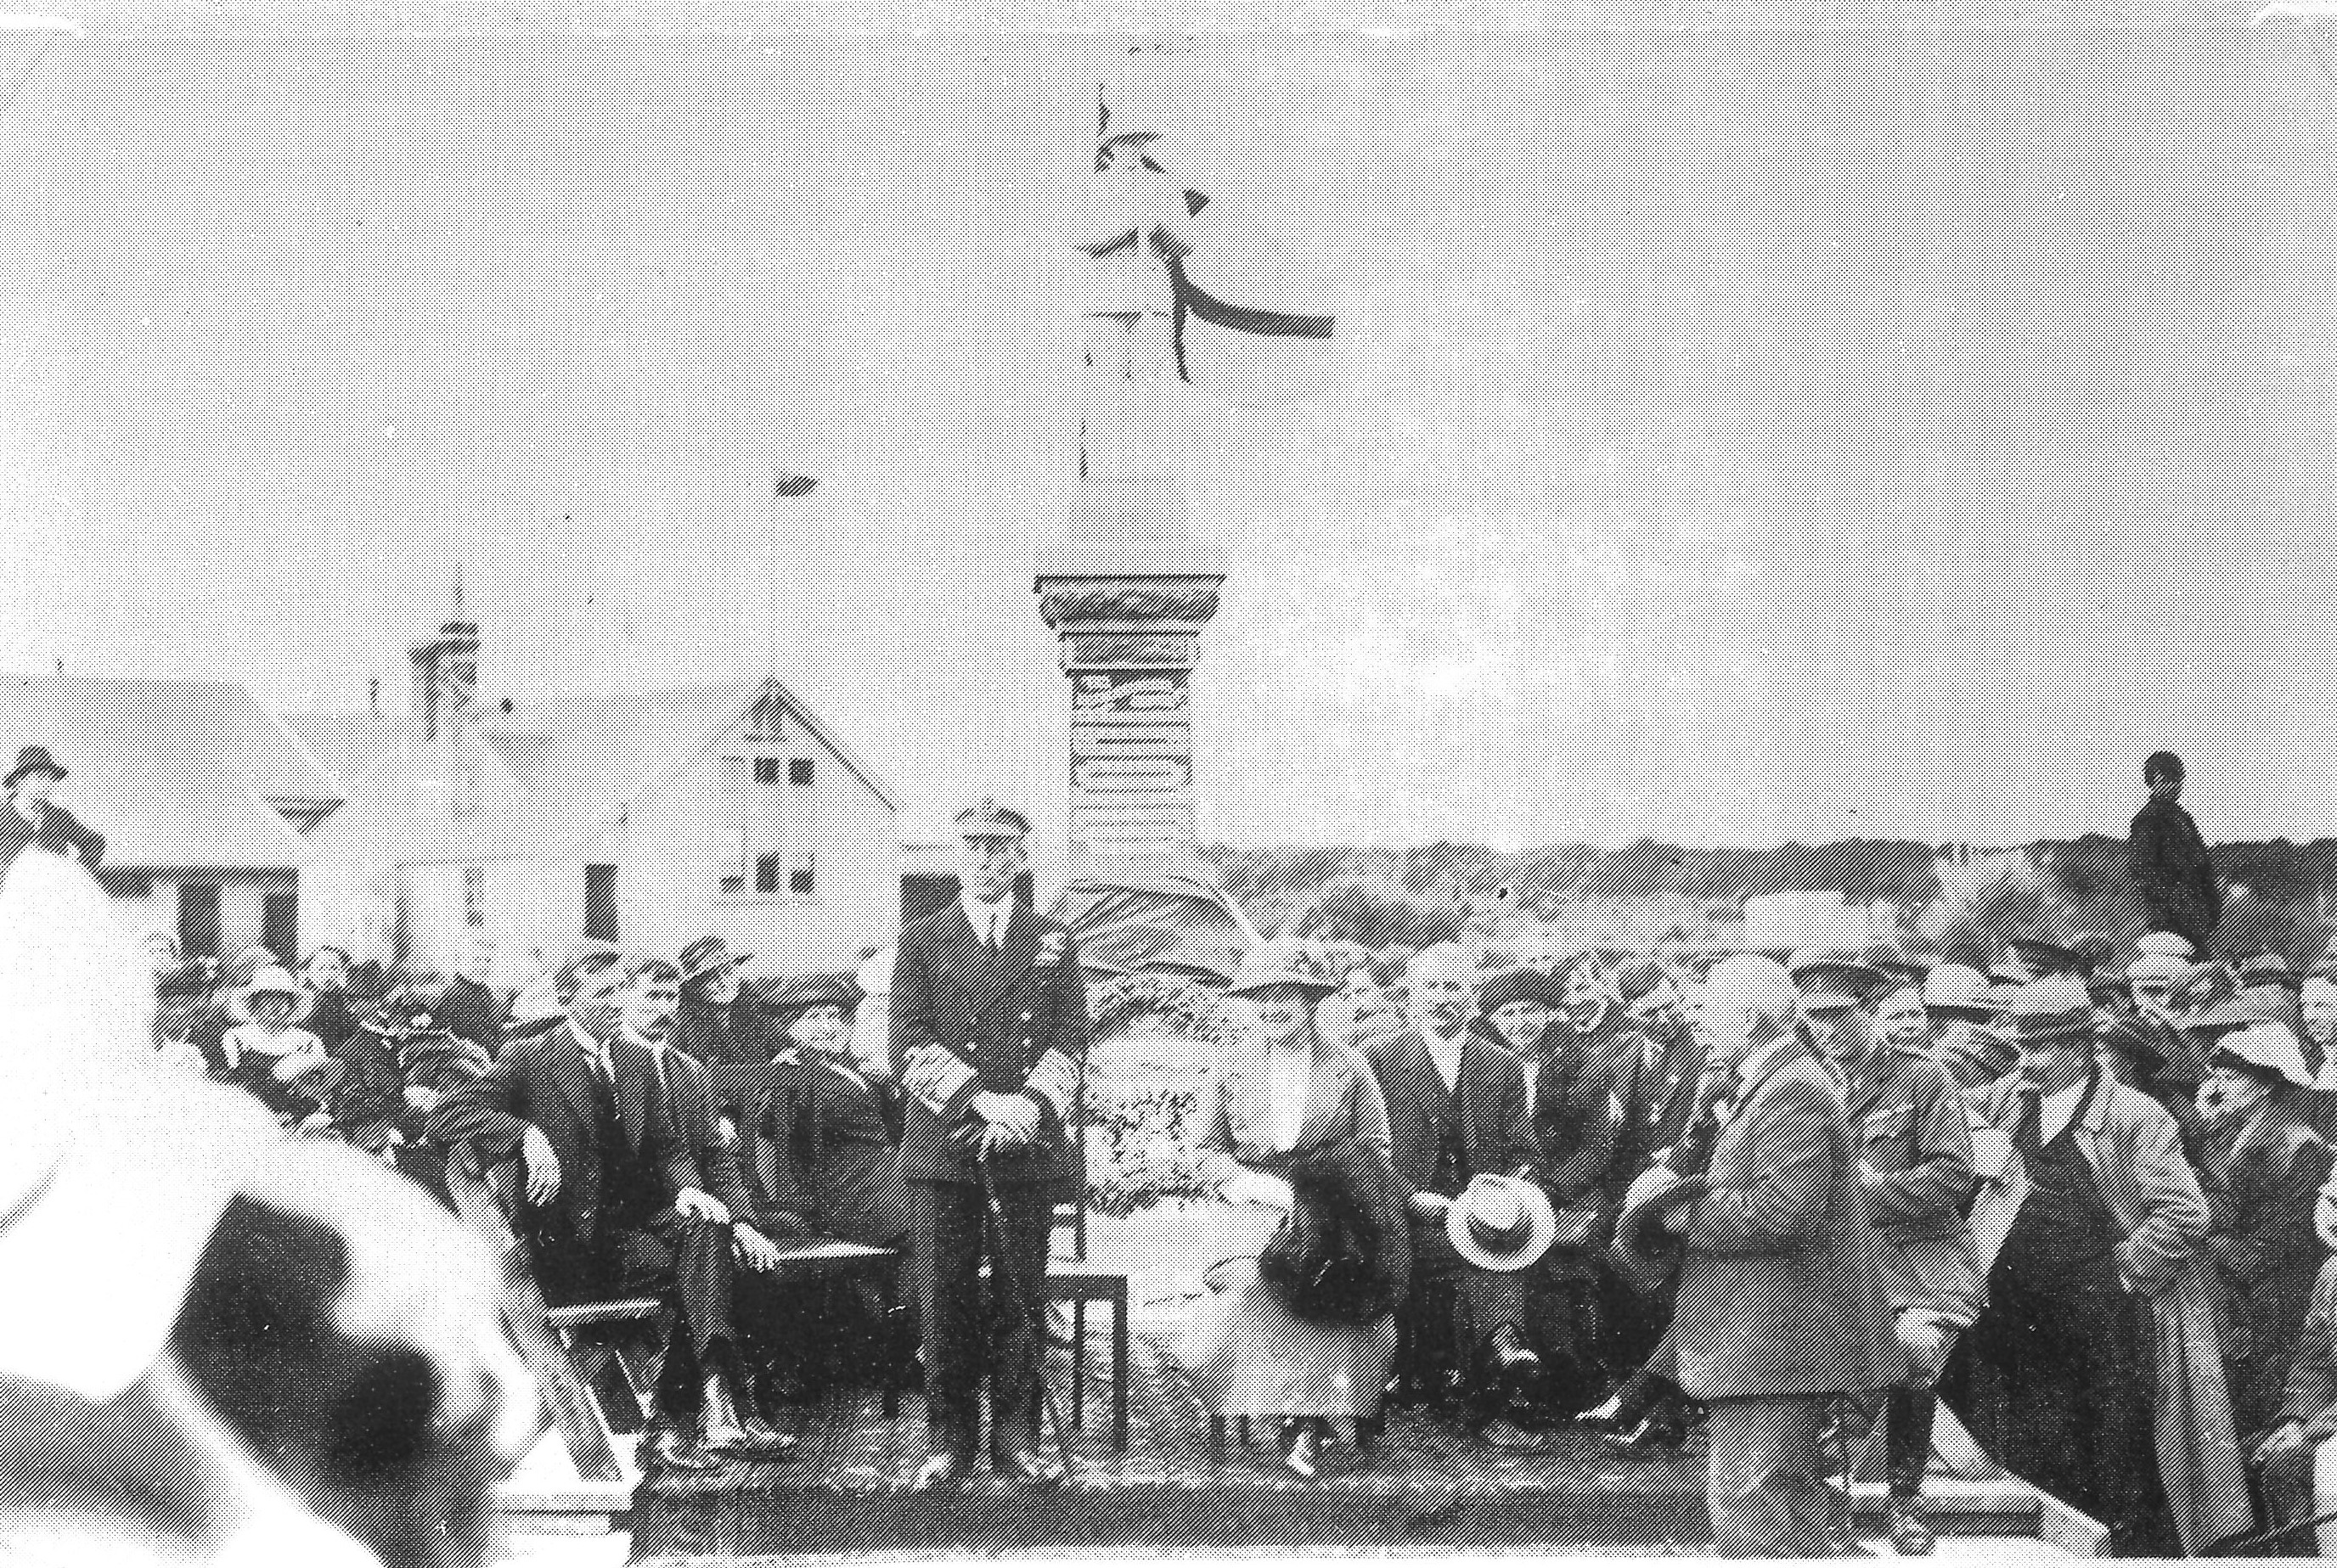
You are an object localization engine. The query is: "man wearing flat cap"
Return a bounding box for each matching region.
[1950,979,2251,1557]
[2129,752,2222,954]
[890,799,1090,1491]
[0,745,104,880]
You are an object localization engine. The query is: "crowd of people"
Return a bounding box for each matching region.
[68,736,2337,1556]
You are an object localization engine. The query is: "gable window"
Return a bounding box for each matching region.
[754,854,782,895]
[752,757,781,785]
[789,855,816,896]
[788,758,814,787]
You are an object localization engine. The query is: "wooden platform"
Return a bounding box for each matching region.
[575,1327,2076,1560]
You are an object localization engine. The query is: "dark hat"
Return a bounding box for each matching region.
[1615,959,1676,1007]
[772,973,861,1019]
[1937,1019,2018,1082]
[1862,945,1930,990]
[1477,966,1561,1016]
[156,959,215,1001]
[2239,953,2304,994]
[364,992,456,1043]
[955,797,1032,840]
[2088,973,2132,1008]
[2008,936,2083,977]
[1609,1171,1710,1296]
[2094,1014,2168,1077]
[678,935,753,986]
[1787,949,1886,1011]
[3,745,65,788]
[2185,994,2286,1036]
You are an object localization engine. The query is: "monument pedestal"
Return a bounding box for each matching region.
[1036,567,1220,868]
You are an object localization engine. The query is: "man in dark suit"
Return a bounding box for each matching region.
[428,944,772,1470]
[890,799,1089,1492]
[0,745,104,880]
[1369,941,1546,1450]
[435,930,507,1057]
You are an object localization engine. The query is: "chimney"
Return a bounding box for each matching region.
[409,567,481,745]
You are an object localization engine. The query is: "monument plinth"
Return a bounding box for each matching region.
[1039,67,1223,868]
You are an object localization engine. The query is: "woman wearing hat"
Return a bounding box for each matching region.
[2199,1024,2332,1441]
[676,936,755,1066]
[217,965,329,1122]
[1190,941,1409,1479]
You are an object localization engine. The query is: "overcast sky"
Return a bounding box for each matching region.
[0,0,2327,849]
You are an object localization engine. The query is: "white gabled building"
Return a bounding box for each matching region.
[292,599,903,983]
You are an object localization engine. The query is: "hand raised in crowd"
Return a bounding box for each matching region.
[1222,1172,1293,1210]
[733,1223,784,1272]
[675,1186,731,1225]
[521,1124,561,1205]
[403,1083,441,1115]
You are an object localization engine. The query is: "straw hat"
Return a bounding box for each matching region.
[2213,1022,2315,1090]
[1444,1175,1560,1273]
[228,964,313,1026]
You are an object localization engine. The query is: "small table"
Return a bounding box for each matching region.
[1046,1265,1130,1453]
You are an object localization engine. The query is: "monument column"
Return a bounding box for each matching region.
[1037,67,1223,868]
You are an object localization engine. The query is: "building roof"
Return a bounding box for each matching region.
[0,676,339,868]
[291,676,900,866]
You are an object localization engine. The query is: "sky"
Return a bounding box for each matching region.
[0,0,2329,850]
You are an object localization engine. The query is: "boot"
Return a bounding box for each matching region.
[699,1366,757,1458]
[1888,1492,1936,1557]
[642,1421,721,1473]
[1281,1417,1325,1479]
[915,1413,977,1491]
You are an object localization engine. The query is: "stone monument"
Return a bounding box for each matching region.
[1037,67,1223,868]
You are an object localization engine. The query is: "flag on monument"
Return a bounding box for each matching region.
[1087,96,1337,399]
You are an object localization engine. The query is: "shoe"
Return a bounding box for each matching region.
[913,1448,974,1492]
[1488,1326,1542,1400]
[699,1367,758,1458]
[643,1426,721,1473]
[1602,1412,1684,1461]
[1888,1494,1936,1557]
[741,1417,798,1459]
[1281,1418,1323,1479]
[1576,1389,1632,1433]
[991,1428,1066,1491]
[1478,1415,1551,1453]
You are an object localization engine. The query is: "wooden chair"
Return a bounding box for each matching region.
[444,1143,902,1478]
[1045,1069,1129,1452]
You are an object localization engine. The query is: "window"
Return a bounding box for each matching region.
[788,855,816,896]
[583,865,618,942]
[754,854,781,895]
[788,758,814,787]
[463,866,487,928]
[752,757,781,785]
[177,883,221,959]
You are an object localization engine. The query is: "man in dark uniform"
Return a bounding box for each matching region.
[890,800,1088,1492]
[0,745,104,876]
[428,944,769,1470]
[2129,751,2222,954]
[1810,961,1984,1556]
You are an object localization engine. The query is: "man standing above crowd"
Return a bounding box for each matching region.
[2130,751,2222,954]
[1370,941,1546,1451]
[0,745,103,876]
[890,799,1088,1492]
[437,930,507,1057]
